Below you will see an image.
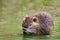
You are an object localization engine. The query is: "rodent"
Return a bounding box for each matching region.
[22,12,54,35]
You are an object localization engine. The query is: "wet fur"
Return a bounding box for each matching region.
[22,12,54,35]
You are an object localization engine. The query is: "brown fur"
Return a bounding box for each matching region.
[22,12,54,35]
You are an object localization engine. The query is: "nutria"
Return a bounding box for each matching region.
[22,12,54,35]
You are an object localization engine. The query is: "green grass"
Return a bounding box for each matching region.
[0,0,60,37]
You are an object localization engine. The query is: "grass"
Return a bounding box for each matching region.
[0,0,60,37]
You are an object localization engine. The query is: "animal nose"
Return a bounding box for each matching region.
[23,28,26,31]
[23,28,27,31]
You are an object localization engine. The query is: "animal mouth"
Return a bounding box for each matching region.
[23,26,36,33]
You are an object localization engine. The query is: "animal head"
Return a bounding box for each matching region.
[22,16,40,34]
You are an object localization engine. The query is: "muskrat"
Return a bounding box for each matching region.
[22,12,54,35]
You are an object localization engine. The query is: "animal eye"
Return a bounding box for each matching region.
[33,18,37,22]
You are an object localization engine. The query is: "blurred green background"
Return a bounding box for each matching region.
[0,0,60,38]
